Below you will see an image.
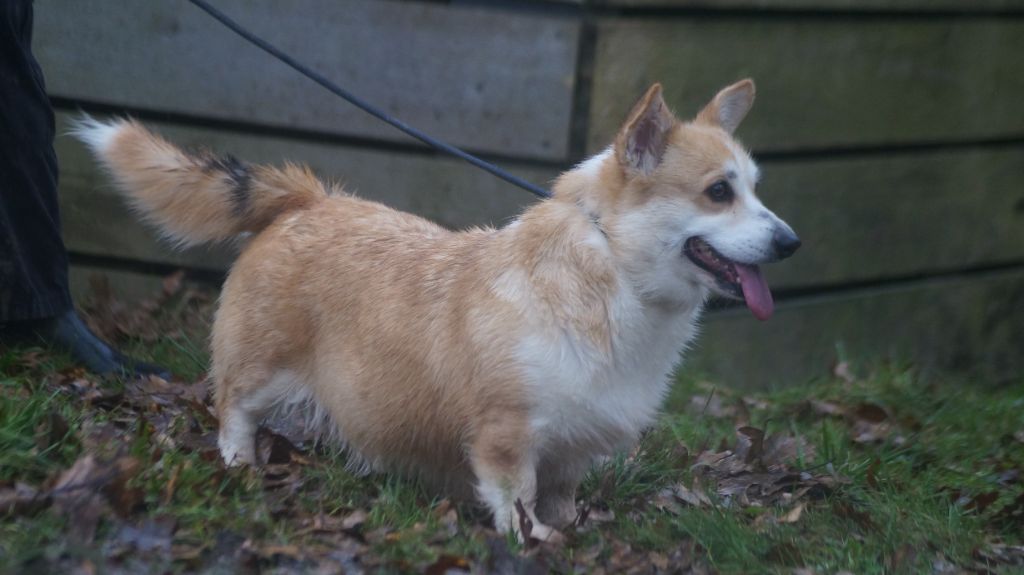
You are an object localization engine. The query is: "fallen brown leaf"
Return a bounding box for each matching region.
[850,420,892,444]
[780,502,806,524]
[809,399,845,417]
[737,426,765,464]
[669,442,691,470]
[993,492,1024,528]
[853,403,888,423]
[671,483,712,509]
[733,398,752,426]
[424,554,471,575]
[974,541,1024,568]
[585,507,615,524]
[257,428,304,466]
[865,458,881,489]
[484,535,548,575]
[0,482,49,518]
[885,543,919,572]
[833,360,857,383]
[241,539,303,562]
[690,393,733,419]
[833,501,875,532]
[960,491,1000,513]
[691,428,844,509]
[104,457,144,517]
[651,487,683,515]
[52,455,137,543]
[106,518,175,559]
[341,508,369,531]
[762,434,816,470]
[14,350,45,370]
[35,410,71,453]
[164,463,183,506]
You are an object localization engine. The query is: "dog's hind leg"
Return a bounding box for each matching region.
[215,368,298,466]
[218,403,259,465]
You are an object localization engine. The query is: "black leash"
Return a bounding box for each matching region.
[185,0,552,199]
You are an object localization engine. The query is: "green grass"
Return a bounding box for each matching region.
[1,334,1021,573]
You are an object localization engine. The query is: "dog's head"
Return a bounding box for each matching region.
[592,80,799,320]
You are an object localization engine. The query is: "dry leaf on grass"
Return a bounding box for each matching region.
[885,543,919,573]
[0,482,49,518]
[341,508,369,531]
[974,541,1024,568]
[832,360,857,383]
[690,427,843,509]
[992,492,1024,528]
[35,410,71,452]
[951,490,1000,513]
[484,535,548,575]
[81,270,209,344]
[689,393,733,419]
[849,403,895,444]
[671,483,713,509]
[105,518,176,559]
[688,392,766,427]
[424,554,471,575]
[805,398,905,444]
[780,502,806,523]
[809,399,845,417]
[51,455,141,544]
[833,501,875,532]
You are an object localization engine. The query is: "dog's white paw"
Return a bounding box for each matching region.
[524,522,565,545]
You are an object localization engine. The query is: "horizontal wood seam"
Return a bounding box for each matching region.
[68,250,1024,308]
[54,98,1024,169]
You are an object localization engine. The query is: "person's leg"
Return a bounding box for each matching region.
[0,0,167,378]
[0,0,69,321]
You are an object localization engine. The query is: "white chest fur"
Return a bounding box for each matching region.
[516,284,703,456]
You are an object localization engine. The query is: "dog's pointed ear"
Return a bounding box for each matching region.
[696,79,755,134]
[615,83,677,176]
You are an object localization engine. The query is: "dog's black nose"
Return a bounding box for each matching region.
[773,228,802,259]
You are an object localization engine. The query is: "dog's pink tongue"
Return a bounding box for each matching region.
[735,263,774,321]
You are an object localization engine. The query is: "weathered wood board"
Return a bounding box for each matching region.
[759,146,1024,288]
[688,269,1024,388]
[601,0,1024,10]
[588,18,1024,153]
[34,0,1024,389]
[56,112,1024,289]
[55,113,555,269]
[68,262,1024,389]
[69,265,167,307]
[33,0,579,160]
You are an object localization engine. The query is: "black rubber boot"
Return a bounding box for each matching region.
[2,310,171,379]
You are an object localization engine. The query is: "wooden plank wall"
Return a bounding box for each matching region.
[33,0,1024,388]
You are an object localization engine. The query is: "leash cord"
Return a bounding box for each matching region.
[185,0,552,199]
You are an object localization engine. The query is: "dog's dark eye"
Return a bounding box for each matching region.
[705,181,733,203]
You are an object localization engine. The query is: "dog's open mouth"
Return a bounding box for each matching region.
[683,237,774,321]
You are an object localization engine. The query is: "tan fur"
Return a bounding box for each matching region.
[93,119,328,246]
[78,79,791,542]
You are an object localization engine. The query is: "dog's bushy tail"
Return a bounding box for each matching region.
[72,115,328,247]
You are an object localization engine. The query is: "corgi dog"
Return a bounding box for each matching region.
[75,79,799,542]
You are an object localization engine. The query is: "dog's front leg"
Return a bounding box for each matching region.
[470,423,564,544]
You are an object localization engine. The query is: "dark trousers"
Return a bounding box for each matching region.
[0,0,71,321]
